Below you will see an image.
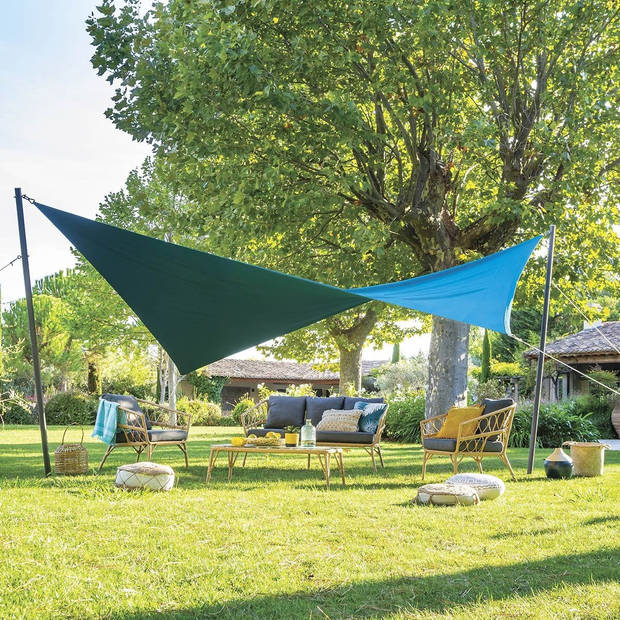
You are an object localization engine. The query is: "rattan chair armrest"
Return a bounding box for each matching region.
[420,412,448,438]
[241,399,268,435]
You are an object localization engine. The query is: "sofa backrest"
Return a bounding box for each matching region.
[263,394,385,428]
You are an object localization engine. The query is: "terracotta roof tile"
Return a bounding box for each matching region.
[524,321,620,358]
[202,358,388,381]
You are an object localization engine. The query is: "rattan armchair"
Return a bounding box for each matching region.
[420,403,517,480]
[97,396,192,472]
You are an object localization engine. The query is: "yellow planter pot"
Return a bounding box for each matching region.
[285,433,299,447]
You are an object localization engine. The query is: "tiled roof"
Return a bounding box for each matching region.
[203,358,389,381]
[524,321,620,358]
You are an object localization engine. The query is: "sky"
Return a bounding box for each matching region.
[0,1,429,362]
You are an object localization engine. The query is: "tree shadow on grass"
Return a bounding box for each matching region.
[105,547,619,620]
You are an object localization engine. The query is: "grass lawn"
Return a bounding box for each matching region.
[0,426,618,619]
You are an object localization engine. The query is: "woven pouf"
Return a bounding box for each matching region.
[415,483,479,506]
[446,473,505,501]
[115,462,175,491]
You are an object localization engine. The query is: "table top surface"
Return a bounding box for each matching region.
[210,443,343,454]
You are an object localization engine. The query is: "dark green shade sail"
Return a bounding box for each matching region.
[35,202,540,374]
[35,203,366,373]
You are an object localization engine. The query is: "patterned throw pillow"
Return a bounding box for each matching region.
[316,409,362,432]
[354,402,388,434]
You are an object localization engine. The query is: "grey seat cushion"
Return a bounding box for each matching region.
[316,430,374,444]
[423,438,504,453]
[265,396,306,428]
[305,396,344,426]
[479,398,514,439]
[102,393,151,430]
[344,396,384,410]
[147,429,188,442]
[246,428,287,438]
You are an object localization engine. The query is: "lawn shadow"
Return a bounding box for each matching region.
[105,547,620,619]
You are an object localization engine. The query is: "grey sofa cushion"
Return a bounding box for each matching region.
[102,393,151,430]
[246,428,286,438]
[305,396,344,425]
[423,437,504,453]
[479,398,514,439]
[147,429,188,442]
[344,396,384,410]
[265,396,306,428]
[316,430,374,444]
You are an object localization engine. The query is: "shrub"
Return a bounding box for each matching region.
[509,400,601,448]
[176,397,222,425]
[45,391,98,425]
[384,392,425,443]
[471,378,506,402]
[2,400,35,424]
[213,416,240,426]
[375,355,427,397]
[101,378,153,400]
[231,398,255,425]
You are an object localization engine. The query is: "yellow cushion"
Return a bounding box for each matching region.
[435,406,484,439]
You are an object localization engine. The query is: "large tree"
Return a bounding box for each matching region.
[88,0,620,416]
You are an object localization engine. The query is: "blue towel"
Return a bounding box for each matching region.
[92,399,120,445]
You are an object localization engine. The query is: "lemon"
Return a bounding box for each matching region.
[248,434,257,439]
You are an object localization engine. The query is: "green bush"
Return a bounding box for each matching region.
[176,397,222,425]
[231,398,255,425]
[101,378,153,400]
[509,400,601,448]
[213,416,240,426]
[2,400,35,424]
[45,392,98,425]
[562,394,615,438]
[384,392,425,443]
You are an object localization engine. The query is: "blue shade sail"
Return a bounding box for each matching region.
[35,201,541,373]
[349,236,543,335]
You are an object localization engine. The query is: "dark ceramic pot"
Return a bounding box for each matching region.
[544,447,574,479]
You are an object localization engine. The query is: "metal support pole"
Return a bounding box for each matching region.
[527,225,556,474]
[14,188,51,476]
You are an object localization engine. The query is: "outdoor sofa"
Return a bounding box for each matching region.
[420,398,517,480]
[242,395,389,471]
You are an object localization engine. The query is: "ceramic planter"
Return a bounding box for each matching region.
[285,432,299,447]
[544,447,574,479]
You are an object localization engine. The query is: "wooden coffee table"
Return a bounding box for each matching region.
[206,444,345,489]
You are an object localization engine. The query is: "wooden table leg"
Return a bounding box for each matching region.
[337,451,345,486]
[206,448,218,483]
[325,452,331,489]
[227,451,239,482]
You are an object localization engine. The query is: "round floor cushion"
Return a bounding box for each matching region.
[446,473,505,501]
[115,461,175,491]
[415,483,479,506]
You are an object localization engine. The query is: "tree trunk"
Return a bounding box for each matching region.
[329,307,378,395]
[158,346,167,405]
[425,316,469,418]
[167,354,178,425]
[338,342,364,395]
[87,359,102,395]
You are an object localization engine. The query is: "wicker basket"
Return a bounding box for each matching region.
[54,425,89,475]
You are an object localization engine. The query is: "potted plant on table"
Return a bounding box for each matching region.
[284,426,300,447]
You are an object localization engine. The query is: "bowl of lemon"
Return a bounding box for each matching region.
[245,431,284,447]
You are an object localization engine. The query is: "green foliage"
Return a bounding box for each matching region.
[384,392,425,443]
[176,397,222,426]
[2,295,85,390]
[45,392,98,426]
[509,401,601,449]
[185,371,228,403]
[471,379,506,402]
[481,331,491,383]
[391,343,401,364]
[587,369,618,398]
[375,355,427,398]
[231,398,255,425]
[1,400,34,424]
